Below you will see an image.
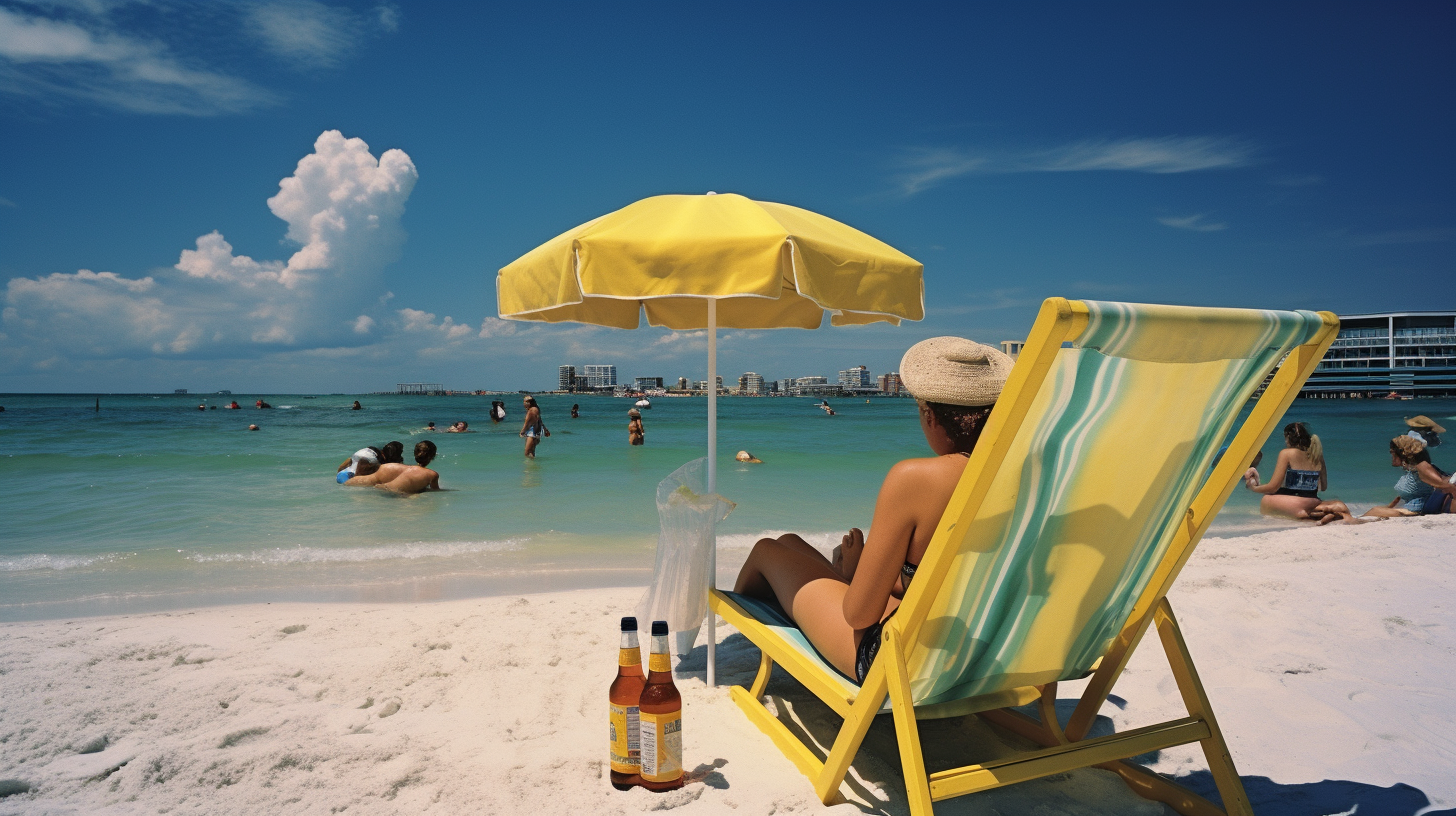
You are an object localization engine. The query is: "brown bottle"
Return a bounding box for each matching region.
[638,620,684,792]
[608,616,646,791]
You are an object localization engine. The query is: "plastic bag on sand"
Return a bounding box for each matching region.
[636,458,735,656]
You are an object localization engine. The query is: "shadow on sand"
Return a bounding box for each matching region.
[675,634,1451,816]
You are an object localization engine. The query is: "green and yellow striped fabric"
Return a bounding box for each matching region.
[903,302,1324,706]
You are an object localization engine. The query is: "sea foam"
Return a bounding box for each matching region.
[0,554,108,572]
[187,539,524,565]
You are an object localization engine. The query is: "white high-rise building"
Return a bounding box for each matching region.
[583,364,617,389]
[558,365,576,390]
[839,365,871,389]
[740,372,764,395]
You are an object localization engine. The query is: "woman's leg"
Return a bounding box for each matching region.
[734,536,860,676]
[524,436,540,457]
[1260,494,1321,520]
[1361,505,1414,518]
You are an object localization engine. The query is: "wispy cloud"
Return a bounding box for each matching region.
[0,1,398,115]
[895,137,1255,196]
[1349,227,1456,247]
[0,194,15,207]
[1157,214,1227,232]
[0,4,276,114]
[247,1,362,68]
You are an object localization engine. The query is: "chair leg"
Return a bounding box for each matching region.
[748,650,773,699]
[814,666,886,804]
[884,629,934,816]
[1036,681,1066,744]
[1155,600,1254,816]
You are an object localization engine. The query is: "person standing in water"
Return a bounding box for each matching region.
[627,408,644,446]
[571,403,580,419]
[520,396,550,457]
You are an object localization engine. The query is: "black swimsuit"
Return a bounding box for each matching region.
[853,561,919,683]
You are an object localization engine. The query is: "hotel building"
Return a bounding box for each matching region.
[1302,310,1456,398]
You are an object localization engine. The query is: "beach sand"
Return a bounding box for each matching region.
[1,517,1452,815]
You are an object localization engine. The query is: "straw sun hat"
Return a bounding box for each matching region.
[627,408,641,418]
[1406,415,1446,434]
[899,337,1015,407]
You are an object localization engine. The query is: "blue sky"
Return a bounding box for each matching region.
[1,1,1451,393]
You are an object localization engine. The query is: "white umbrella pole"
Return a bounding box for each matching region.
[706,299,718,687]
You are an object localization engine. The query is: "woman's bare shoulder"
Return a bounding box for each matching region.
[886,455,966,484]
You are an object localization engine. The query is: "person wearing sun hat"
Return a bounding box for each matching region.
[732,336,1013,683]
[1405,415,1445,449]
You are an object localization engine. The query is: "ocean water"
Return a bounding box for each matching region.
[2,392,1452,620]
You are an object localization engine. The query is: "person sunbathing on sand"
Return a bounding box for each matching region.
[1244,422,1356,524]
[1361,436,1455,518]
[733,337,1011,682]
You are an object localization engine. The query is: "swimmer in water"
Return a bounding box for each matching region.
[447,421,471,433]
[736,450,763,463]
[336,446,382,483]
[345,443,441,494]
[380,441,405,464]
[352,400,362,410]
[423,421,437,432]
[628,408,644,446]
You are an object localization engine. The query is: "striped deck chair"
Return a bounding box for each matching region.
[709,298,1338,816]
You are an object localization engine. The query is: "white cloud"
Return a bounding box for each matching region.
[1157,214,1228,232]
[0,4,276,115]
[247,1,358,68]
[0,1,399,115]
[2,130,417,364]
[896,137,1254,196]
[0,195,15,207]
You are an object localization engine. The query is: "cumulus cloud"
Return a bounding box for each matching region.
[895,137,1255,196]
[1157,214,1228,232]
[2,130,417,364]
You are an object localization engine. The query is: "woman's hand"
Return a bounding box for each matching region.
[831,528,864,580]
[1243,467,1260,489]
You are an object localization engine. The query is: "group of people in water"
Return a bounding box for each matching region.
[1242,415,1453,523]
[335,439,441,494]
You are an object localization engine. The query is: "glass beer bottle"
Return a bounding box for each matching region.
[608,616,646,790]
[638,620,683,792]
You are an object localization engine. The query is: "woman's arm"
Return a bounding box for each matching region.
[1416,462,1456,494]
[842,460,922,629]
[519,410,531,436]
[1248,450,1292,495]
[1319,463,1328,493]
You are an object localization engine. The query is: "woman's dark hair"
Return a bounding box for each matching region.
[1283,422,1324,469]
[414,440,437,465]
[524,396,538,408]
[925,401,995,453]
[381,441,405,464]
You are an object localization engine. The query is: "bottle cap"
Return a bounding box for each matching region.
[620,617,637,632]
[651,620,669,636]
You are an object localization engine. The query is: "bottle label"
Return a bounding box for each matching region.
[609,703,640,774]
[648,652,671,673]
[639,710,682,782]
[619,647,641,668]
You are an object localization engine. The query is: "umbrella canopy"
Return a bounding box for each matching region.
[497,193,924,330]
[496,192,923,685]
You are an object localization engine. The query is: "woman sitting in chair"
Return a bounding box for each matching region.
[733,337,1013,683]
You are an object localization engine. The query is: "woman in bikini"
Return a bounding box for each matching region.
[732,337,1012,682]
[627,408,645,446]
[520,396,550,458]
[1360,435,1455,518]
[1244,421,1354,524]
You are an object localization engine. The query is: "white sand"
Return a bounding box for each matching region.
[1,517,1453,815]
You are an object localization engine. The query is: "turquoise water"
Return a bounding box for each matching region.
[2,392,1452,620]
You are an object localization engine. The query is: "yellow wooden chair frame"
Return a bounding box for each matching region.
[709,297,1339,816]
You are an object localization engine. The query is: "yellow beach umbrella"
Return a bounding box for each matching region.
[496,192,923,683]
